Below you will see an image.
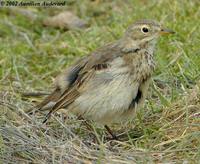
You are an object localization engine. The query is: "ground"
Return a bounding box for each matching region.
[0,0,200,163]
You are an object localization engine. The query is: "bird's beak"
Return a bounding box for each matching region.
[160,28,175,35]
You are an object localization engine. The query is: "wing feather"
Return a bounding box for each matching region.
[40,40,140,122]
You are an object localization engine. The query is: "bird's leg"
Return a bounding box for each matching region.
[77,116,118,141]
[77,116,102,143]
[104,125,118,140]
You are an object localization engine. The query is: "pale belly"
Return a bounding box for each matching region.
[68,56,152,124]
[70,73,141,124]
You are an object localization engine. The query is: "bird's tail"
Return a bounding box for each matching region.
[26,88,61,114]
[43,88,79,123]
[36,88,61,110]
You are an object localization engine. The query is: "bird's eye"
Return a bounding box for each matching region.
[141,27,149,33]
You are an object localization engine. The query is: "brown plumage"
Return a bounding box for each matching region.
[35,20,174,138]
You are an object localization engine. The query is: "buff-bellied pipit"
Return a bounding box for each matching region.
[35,20,174,139]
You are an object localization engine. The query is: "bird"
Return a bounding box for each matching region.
[35,19,174,139]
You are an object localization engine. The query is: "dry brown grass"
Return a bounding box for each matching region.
[0,0,200,163]
[1,82,200,163]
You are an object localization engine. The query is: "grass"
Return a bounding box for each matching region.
[0,0,200,163]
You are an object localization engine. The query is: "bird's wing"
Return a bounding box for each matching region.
[42,41,140,122]
[34,88,61,111]
[34,56,87,111]
[41,42,122,121]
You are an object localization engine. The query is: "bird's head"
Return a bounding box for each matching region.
[126,19,174,41]
[121,20,174,53]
